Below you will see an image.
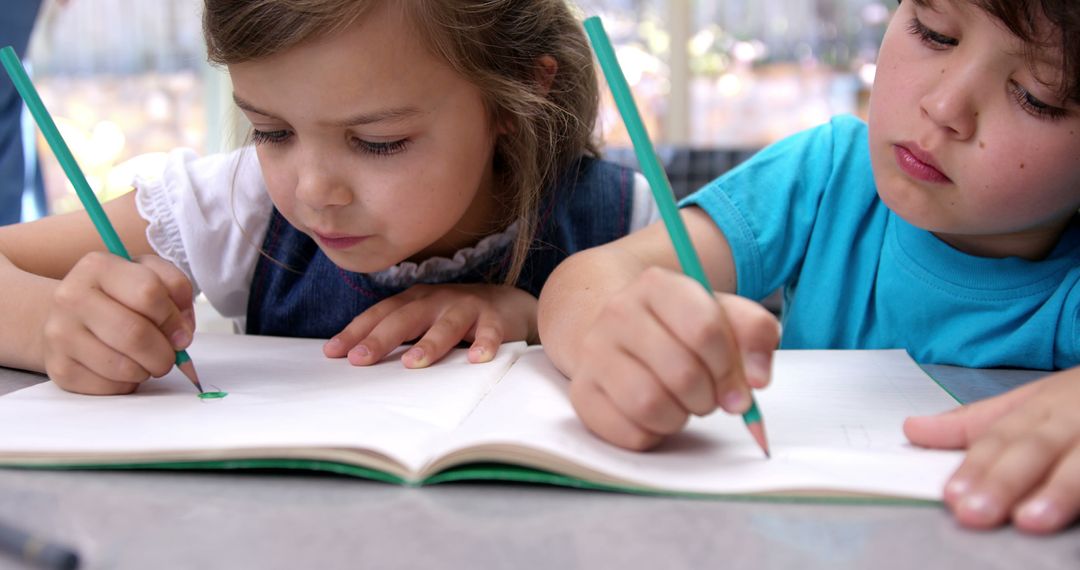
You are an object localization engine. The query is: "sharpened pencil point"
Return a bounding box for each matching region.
[746,419,771,459]
[176,359,204,394]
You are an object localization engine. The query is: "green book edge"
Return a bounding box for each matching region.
[2,459,938,508]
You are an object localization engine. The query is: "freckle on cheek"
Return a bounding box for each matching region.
[978,141,985,149]
[1019,163,1025,169]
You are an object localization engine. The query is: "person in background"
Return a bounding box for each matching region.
[0,0,46,226]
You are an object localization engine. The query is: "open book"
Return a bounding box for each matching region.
[0,333,964,500]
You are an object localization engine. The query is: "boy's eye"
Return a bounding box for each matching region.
[251,129,292,145]
[352,138,409,156]
[1009,82,1068,121]
[906,17,957,50]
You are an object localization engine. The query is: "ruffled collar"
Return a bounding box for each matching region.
[367,221,520,287]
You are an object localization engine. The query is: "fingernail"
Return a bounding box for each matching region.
[1017,497,1062,528]
[170,329,191,348]
[350,344,371,359]
[945,478,970,499]
[325,338,344,352]
[469,346,488,361]
[743,352,771,386]
[722,389,749,413]
[404,347,427,368]
[960,492,1000,522]
[181,308,196,329]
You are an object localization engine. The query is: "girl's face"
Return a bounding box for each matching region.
[869,0,1080,259]
[229,3,502,273]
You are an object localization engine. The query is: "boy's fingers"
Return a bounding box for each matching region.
[595,349,689,436]
[569,377,664,451]
[403,304,479,369]
[1014,447,1080,534]
[904,380,1044,449]
[715,294,780,389]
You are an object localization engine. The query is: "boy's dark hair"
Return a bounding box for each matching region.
[907,0,1080,103]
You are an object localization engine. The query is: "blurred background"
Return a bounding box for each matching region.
[12,0,892,222]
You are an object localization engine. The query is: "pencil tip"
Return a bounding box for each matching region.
[176,360,204,394]
[746,421,771,459]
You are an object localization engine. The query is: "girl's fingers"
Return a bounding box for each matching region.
[569,375,664,451]
[75,287,177,378]
[324,295,409,358]
[44,343,141,396]
[1014,445,1080,534]
[58,321,152,385]
[402,303,480,369]
[346,300,436,366]
[593,347,689,437]
[467,313,505,363]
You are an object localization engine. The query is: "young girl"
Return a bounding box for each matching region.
[0,1,657,392]
[539,0,1080,533]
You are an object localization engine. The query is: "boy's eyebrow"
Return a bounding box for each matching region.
[232,94,421,126]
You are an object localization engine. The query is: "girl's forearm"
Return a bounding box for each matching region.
[0,254,55,373]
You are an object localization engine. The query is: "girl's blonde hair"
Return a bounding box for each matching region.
[204,0,600,284]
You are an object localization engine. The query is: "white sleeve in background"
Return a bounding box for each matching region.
[132,147,273,321]
[628,171,661,231]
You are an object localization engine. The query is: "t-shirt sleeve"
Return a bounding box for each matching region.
[628,171,660,231]
[132,147,272,319]
[678,117,852,301]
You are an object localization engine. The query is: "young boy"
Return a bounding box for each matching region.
[539,0,1080,533]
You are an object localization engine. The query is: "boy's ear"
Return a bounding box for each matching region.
[534,55,558,96]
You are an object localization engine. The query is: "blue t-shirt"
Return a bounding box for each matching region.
[681,115,1080,370]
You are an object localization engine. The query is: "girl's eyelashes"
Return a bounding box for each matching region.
[250,129,411,156]
[1009,82,1068,121]
[907,17,957,50]
[351,138,409,156]
[251,128,292,145]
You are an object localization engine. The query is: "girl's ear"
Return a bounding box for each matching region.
[534,55,558,96]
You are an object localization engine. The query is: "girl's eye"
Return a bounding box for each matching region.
[906,17,957,50]
[352,138,409,156]
[251,129,292,145]
[1009,82,1068,121]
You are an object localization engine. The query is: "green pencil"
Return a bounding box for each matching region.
[0,46,203,394]
[583,17,769,457]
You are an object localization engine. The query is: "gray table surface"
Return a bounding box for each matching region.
[0,363,1077,570]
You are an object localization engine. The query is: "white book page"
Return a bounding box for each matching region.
[0,333,525,475]
[435,348,965,499]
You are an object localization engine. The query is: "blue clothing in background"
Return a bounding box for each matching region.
[0,0,45,226]
[247,157,637,338]
[681,115,1080,369]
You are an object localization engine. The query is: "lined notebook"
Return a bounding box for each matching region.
[0,333,964,500]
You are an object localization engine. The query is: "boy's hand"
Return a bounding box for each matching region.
[567,267,779,451]
[323,284,538,368]
[42,252,196,395]
[904,369,1080,533]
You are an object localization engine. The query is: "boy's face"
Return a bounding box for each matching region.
[869,0,1080,259]
[228,2,502,273]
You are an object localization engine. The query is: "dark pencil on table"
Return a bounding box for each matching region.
[0,517,79,570]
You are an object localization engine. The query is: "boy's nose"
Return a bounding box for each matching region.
[919,67,979,141]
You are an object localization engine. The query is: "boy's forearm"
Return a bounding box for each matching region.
[0,254,55,373]
[538,246,646,378]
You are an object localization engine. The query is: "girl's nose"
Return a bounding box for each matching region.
[919,65,980,141]
[295,162,353,210]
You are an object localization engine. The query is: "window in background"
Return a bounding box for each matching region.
[574,0,891,147]
[24,0,893,216]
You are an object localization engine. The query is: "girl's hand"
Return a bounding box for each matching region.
[904,368,1080,533]
[567,267,780,451]
[43,252,196,395]
[323,284,538,368]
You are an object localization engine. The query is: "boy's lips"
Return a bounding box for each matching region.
[893,143,952,184]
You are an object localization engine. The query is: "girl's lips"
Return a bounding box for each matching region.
[314,232,369,250]
[893,144,952,184]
